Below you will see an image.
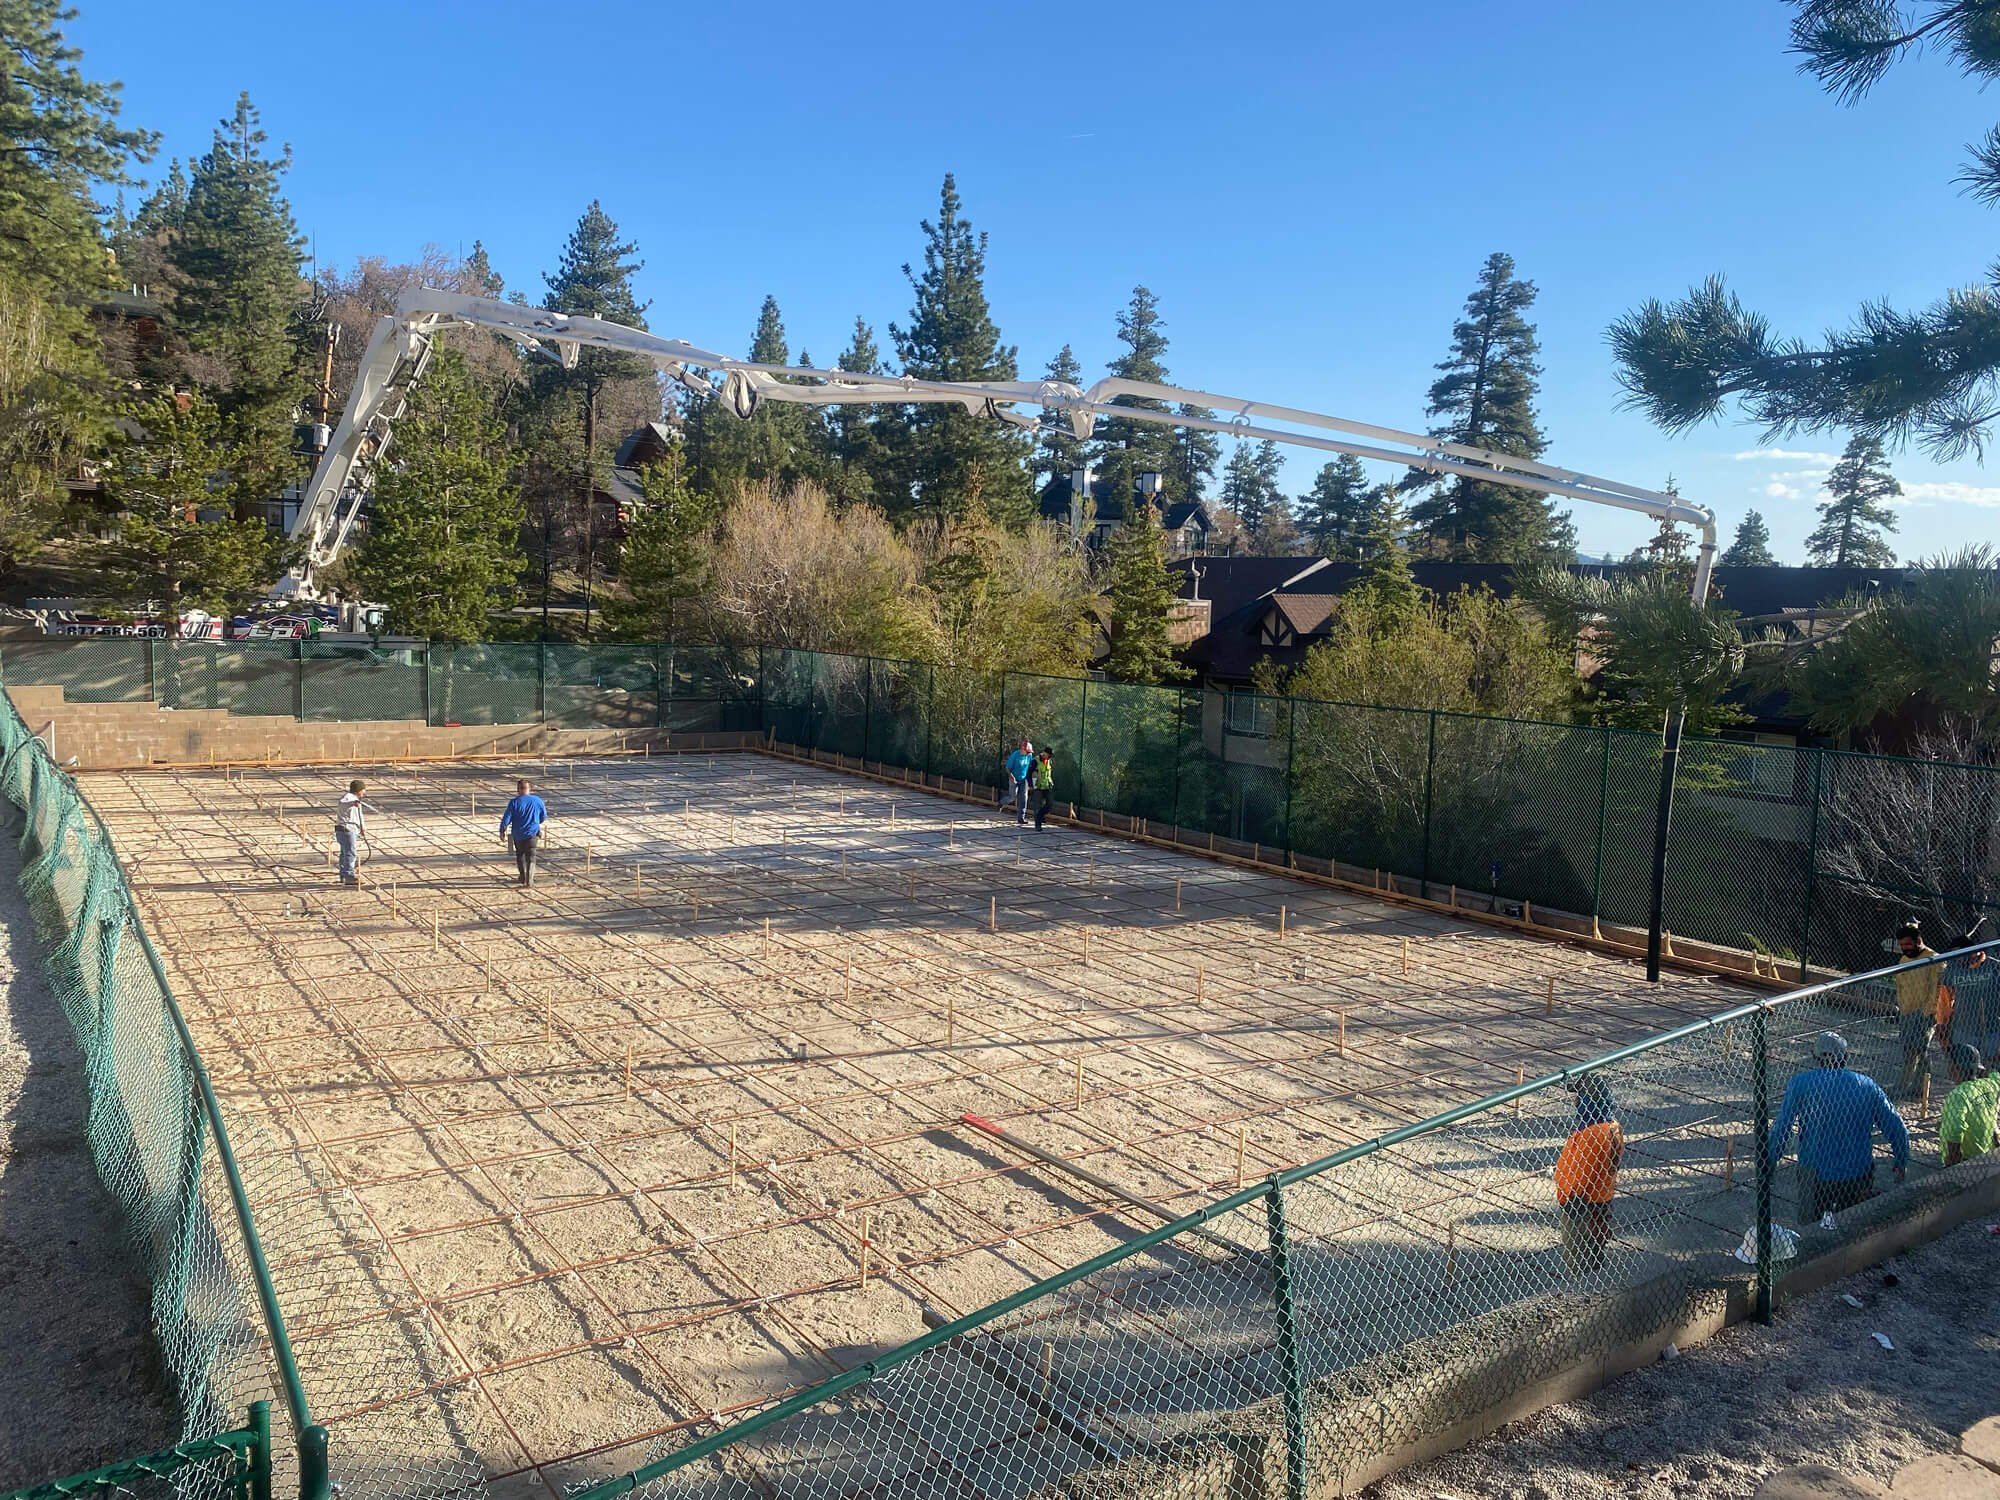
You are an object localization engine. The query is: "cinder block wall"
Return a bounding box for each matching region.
[7,686,760,770]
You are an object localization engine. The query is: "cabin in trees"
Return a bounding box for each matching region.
[1037,472,1215,555]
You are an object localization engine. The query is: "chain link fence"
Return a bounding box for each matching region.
[571,942,2000,1500]
[6,639,1997,975]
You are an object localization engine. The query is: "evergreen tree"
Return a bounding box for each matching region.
[1354,491,1421,626]
[536,200,654,634]
[1408,252,1563,561]
[887,174,1033,526]
[826,315,893,506]
[1089,286,1184,506]
[1171,406,1222,502]
[349,350,524,640]
[1297,455,1373,558]
[696,295,820,495]
[0,0,156,295]
[1807,435,1901,567]
[1223,439,1294,549]
[605,437,719,641]
[1102,500,1186,683]
[1035,344,1086,490]
[98,390,290,623]
[170,93,306,503]
[1625,515,1692,572]
[1612,5,2000,458]
[461,239,503,297]
[1721,508,1778,567]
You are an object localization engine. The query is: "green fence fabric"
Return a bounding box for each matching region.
[575,944,2000,1500]
[0,681,330,1500]
[6,640,1995,976]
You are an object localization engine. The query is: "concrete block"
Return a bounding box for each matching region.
[1892,1456,2000,1499]
[1963,1418,2000,1476]
[1756,1469,1889,1499]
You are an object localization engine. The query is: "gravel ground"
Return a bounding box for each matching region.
[0,825,171,1488]
[1370,1215,2000,1499]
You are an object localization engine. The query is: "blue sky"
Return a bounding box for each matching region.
[68,0,2000,562]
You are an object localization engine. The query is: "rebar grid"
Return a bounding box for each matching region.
[86,755,1749,1498]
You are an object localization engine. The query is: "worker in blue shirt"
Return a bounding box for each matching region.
[497,778,549,889]
[1002,739,1035,826]
[1768,1031,1909,1226]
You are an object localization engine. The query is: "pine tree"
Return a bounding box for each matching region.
[1408,252,1562,561]
[696,295,820,495]
[0,0,156,295]
[1171,406,1221,503]
[536,201,654,634]
[348,350,524,640]
[1035,344,1086,490]
[605,436,718,641]
[1808,435,1901,567]
[1223,439,1294,550]
[1297,455,1373,558]
[1354,491,1421,625]
[170,93,306,502]
[461,240,503,297]
[822,315,893,505]
[99,390,289,622]
[1089,286,1184,507]
[887,174,1033,526]
[1103,501,1186,683]
[1721,508,1778,567]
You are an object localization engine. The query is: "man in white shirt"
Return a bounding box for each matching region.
[334,779,373,886]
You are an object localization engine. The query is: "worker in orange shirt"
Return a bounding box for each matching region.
[1554,1073,1624,1275]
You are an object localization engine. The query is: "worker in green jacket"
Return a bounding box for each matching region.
[1031,748,1055,831]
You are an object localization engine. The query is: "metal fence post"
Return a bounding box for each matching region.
[997,672,1008,776]
[1798,748,1825,982]
[298,1423,331,1500]
[1282,698,1298,856]
[292,641,305,721]
[1751,1005,1775,1324]
[923,664,935,776]
[537,642,549,724]
[1264,1182,1310,1500]
[655,643,667,730]
[1171,690,1186,827]
[1076,676,1088,809]
[1591,727,1612,920]
[863,656,875,761]
[1418,709,1438,898]
[421,645,434,726]
[247,1400,272,1500]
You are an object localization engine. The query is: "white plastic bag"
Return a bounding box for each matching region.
[1734,1223,1800,1263]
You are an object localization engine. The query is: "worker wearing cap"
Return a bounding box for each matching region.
[1946,938,2000,1071]
[1003,739,1035,826]
[1553,1073,1623,1274]
[1769,1031,1910,1226]
[1891,921,1949,1100]
[1939,1044,1999,1167]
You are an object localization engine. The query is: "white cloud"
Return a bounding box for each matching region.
[1764,481,1804,499]
[1898,480,2000,508]
[1732,447,1840,465]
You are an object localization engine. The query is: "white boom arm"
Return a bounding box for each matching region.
[285,286,1717,605]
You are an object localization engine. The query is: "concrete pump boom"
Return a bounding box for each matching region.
[293,283,1716,982]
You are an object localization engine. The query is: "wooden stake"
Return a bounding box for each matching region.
[1175,878,1182,912]
[1543,976,1555,1016]
[585,844,592,871]
[1081,931,1090,966]
[1920,1073,1932,1118]
[1037,1344,1054,1433]
[1197,962,1205,1002]
[1278,905,1288,939]
[1724,1137,1736,1188]
[890,801,896,827]
[947,996,955,1046]
[1235,1124,1247,1190]
[859,1212,871,1288]
[1513,1066,1524,1116]
[906,873,915,901]
[1401,937,1410,975]
[1449,884,1457,909]
[692,892,700,920]
[763,917,771,951]
[1523,900,1534,927]
[634,863,642,890]
[839,791,846,815]
[1337,1010,1346,1057]
[989,896,997,932]
[844,961,852,1004]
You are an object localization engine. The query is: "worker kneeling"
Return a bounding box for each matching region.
[1769,1031,1909,1227]
[1554,1074,1623,1275]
